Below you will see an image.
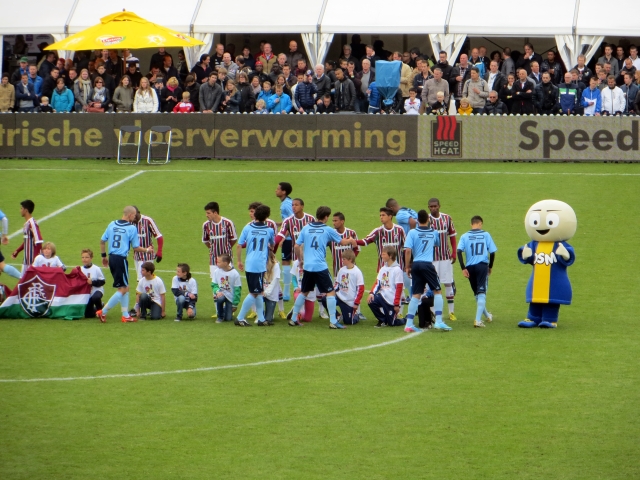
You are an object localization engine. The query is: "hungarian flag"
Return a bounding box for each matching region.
[0,266,91,320]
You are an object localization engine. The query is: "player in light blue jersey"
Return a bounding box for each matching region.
[236,205,276,326]
[291,206,357,329]
[275,181,294,300]
[403,210,451,332]
[97,206,153,323]
[386,198,418,305]
[457,215,497,328]
[0,209,22,280]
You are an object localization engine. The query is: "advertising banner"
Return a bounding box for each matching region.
[1,113,639,161]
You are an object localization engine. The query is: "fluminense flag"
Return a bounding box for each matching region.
[0,267,91,320]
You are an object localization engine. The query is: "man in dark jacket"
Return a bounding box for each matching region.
[574,55,594,84]
[362,45,381,72]
[558,72,580,114]
[534,72,560,114]
[313,65,332,105]
[199,71,223,113]
[621,72,638,114]
[435,51,453,83]
[449,54,472,109]
[334,68,356,111]
[41,68,60,99]
[341,45,361,72]
[162,55,179,84]
[515,43,543,75]
[11,57,29,85]
[295,71,317,113]
[512,68,536,114]
[38,52,57,79]
[540,51,564,85]
[482,90,508,114]
[286,40,305,70]
[317,94,337,113]
[191,54,212,84]
[484,61,506,95]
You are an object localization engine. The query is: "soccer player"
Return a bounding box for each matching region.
[386,198,418,303]
[403,209,452,332]
[247,201,283,319]
[275,182,294,300]
[367,246,405,328]
[11,200,43,273]
[457,215,497,328]
[97,206,153,323]
[132,206,163,281]
[0,208,22,279]
[385,198,417,234]
[290,206,357,329]
[324,249,365,325]
[428,198,458,321]
[274,198,315,262]
[330,212,364,320]
[202,201,237,282]
[357,207,406,272]
[236,205,276,326]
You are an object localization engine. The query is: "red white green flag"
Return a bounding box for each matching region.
[0,267,91,320]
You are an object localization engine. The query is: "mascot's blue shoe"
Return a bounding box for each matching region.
[518,319,538,328]
[538,321,557,328]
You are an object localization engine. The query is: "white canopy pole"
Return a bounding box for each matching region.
[429,33,466,62]
[555,35,604,69]
[184,33,213,71]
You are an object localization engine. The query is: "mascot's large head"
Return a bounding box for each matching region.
[525,199,577,242]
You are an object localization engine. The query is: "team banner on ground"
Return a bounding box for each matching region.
[1,113,638,161]
[0,267,91,320]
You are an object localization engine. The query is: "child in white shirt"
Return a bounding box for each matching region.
[80,248,105,318]
[367,246,406,327]
[32,242,65,269]
[171,263,198,321]
[262,251,281,323]
[135,261,166,320]
[212,254,242,323]
[404,88,421,115]
[323,249,365,325]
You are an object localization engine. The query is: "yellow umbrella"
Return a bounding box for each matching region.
[45,11,204,51]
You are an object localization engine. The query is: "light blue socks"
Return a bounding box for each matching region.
[476,294,487,322]
[405,296,420,328]
[326,295,337,324]
[283,265,291,300]
[254,295,265,322]
[3,265,21,279]
[237,294,255,320]
[434,294,444,323]
[103,291,123,314]
[291,293,306,320]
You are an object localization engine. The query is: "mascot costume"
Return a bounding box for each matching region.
[518,200,576,328]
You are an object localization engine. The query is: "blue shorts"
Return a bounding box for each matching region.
[410,261,441,295]
[108,254,129,288]
[300,269,334,294]
[246,272,264,294]
[282,239,292,261]
[466,263,489,295]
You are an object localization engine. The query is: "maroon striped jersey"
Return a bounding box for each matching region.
[202,217,238,265]
[361,224,406,271]
[276,213,315,261]
[22,218,43,266]
[134,215,162,262]
[429,213,456,261]
[329,227,359,277]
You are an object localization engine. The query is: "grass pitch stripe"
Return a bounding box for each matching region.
[0,332,421,383]
[2,168,640,176]
[7,171,145,239]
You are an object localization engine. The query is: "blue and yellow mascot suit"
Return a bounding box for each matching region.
[518,199,576,329]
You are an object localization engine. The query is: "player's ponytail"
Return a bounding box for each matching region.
[178,263,191,280]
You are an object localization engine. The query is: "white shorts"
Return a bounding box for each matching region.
[433,259,454,284]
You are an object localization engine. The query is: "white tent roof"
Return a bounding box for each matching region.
[67,1,201,34]
[448,0,576,36]
[321,0,448,34]
[0,0,77,35]
[194,0,325,34]
[1,0,639,37]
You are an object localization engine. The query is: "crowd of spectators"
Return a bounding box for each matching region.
[1,38,639,116]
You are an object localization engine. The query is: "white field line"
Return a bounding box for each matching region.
[7,171,145,239]
[0,331,421,383]
[1,168,640,177]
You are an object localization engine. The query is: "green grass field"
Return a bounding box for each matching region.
[0,159,638,479]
